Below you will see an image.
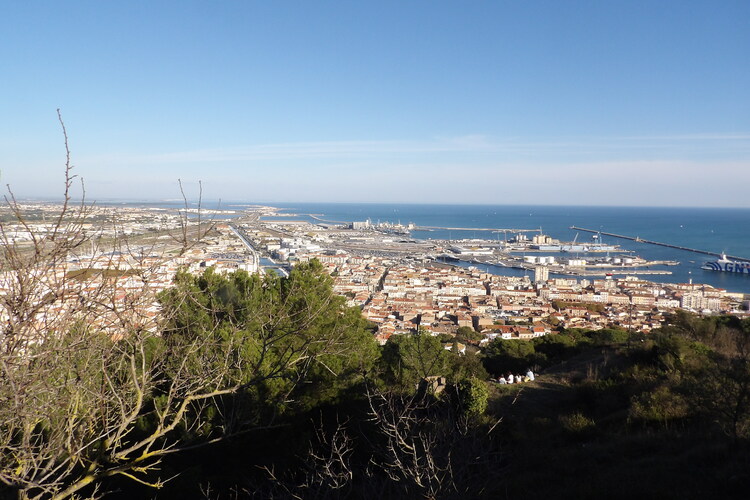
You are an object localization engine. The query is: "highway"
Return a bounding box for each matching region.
[228,223,289,277]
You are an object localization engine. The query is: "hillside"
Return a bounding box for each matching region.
[487,335,750,499]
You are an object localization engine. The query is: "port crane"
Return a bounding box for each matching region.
[491,228,541,243]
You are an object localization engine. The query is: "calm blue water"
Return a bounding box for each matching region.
[266,203,750,295]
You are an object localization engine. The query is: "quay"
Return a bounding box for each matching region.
[447,255,673,277]
[307,214,540,235]
[415,226,538,233]
[570,227,750,263]
[302,213,541,235]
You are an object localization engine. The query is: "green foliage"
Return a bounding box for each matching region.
[545,314,561,327]
[629,385,690,426]
[470,313,750,499]
[158,260,378,415]
[455,326,475,337]
[587,328,630,346]
[447,351,489,383]
[652,332,695,372]
[380,331,449,390]
[558,327,594,344]
[558,412,596,434]
[532,333,578,361]
[456,377,489,417]
[456,326,483,342]
[482,338,536,375]
[642,313,750,439]
[436,333,454,343]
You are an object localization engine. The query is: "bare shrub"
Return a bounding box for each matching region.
[0,114,366,499]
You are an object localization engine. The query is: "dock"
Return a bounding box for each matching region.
[415,226,539,232]
[457,255,674,277]
[570,226,750,263]
[305,214,541,235]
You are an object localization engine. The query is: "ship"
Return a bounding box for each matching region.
[701,254,750,274]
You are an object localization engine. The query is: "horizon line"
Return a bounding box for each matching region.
[13,197,750,210]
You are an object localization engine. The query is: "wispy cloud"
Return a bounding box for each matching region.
[605,133,750,142]
[82,142,365,164]
[39,154,746,207]
[80,132,750,167]
[82,138,506,165]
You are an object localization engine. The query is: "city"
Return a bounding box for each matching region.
[3,2,749,498]
[3,201,746,349]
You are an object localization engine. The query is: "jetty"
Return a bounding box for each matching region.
[308,214,351,225]
[570,226,750,263]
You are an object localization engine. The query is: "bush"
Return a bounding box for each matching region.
[559,412,596,434]
[533,333,579,362]
[629,385,690,426]
[482,338,536,375]
[456,326,483,342]
[589,328,630,346]
[457,378,490,417]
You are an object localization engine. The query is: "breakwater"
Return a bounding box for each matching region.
[570,226,750,263]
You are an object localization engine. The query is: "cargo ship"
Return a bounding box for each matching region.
[702,254,750,274]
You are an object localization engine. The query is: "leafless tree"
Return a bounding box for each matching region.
[247,384,505,500]
[0,113,362,499]
[364,388,455,499]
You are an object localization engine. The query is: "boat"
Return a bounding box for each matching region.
[701,254,750,274]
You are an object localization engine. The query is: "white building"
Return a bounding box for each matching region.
[534,265,549,283]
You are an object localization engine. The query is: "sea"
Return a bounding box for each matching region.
[97,200,750,295]
[253,203,750,296]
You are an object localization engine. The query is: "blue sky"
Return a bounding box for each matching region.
[1,1,748,206]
